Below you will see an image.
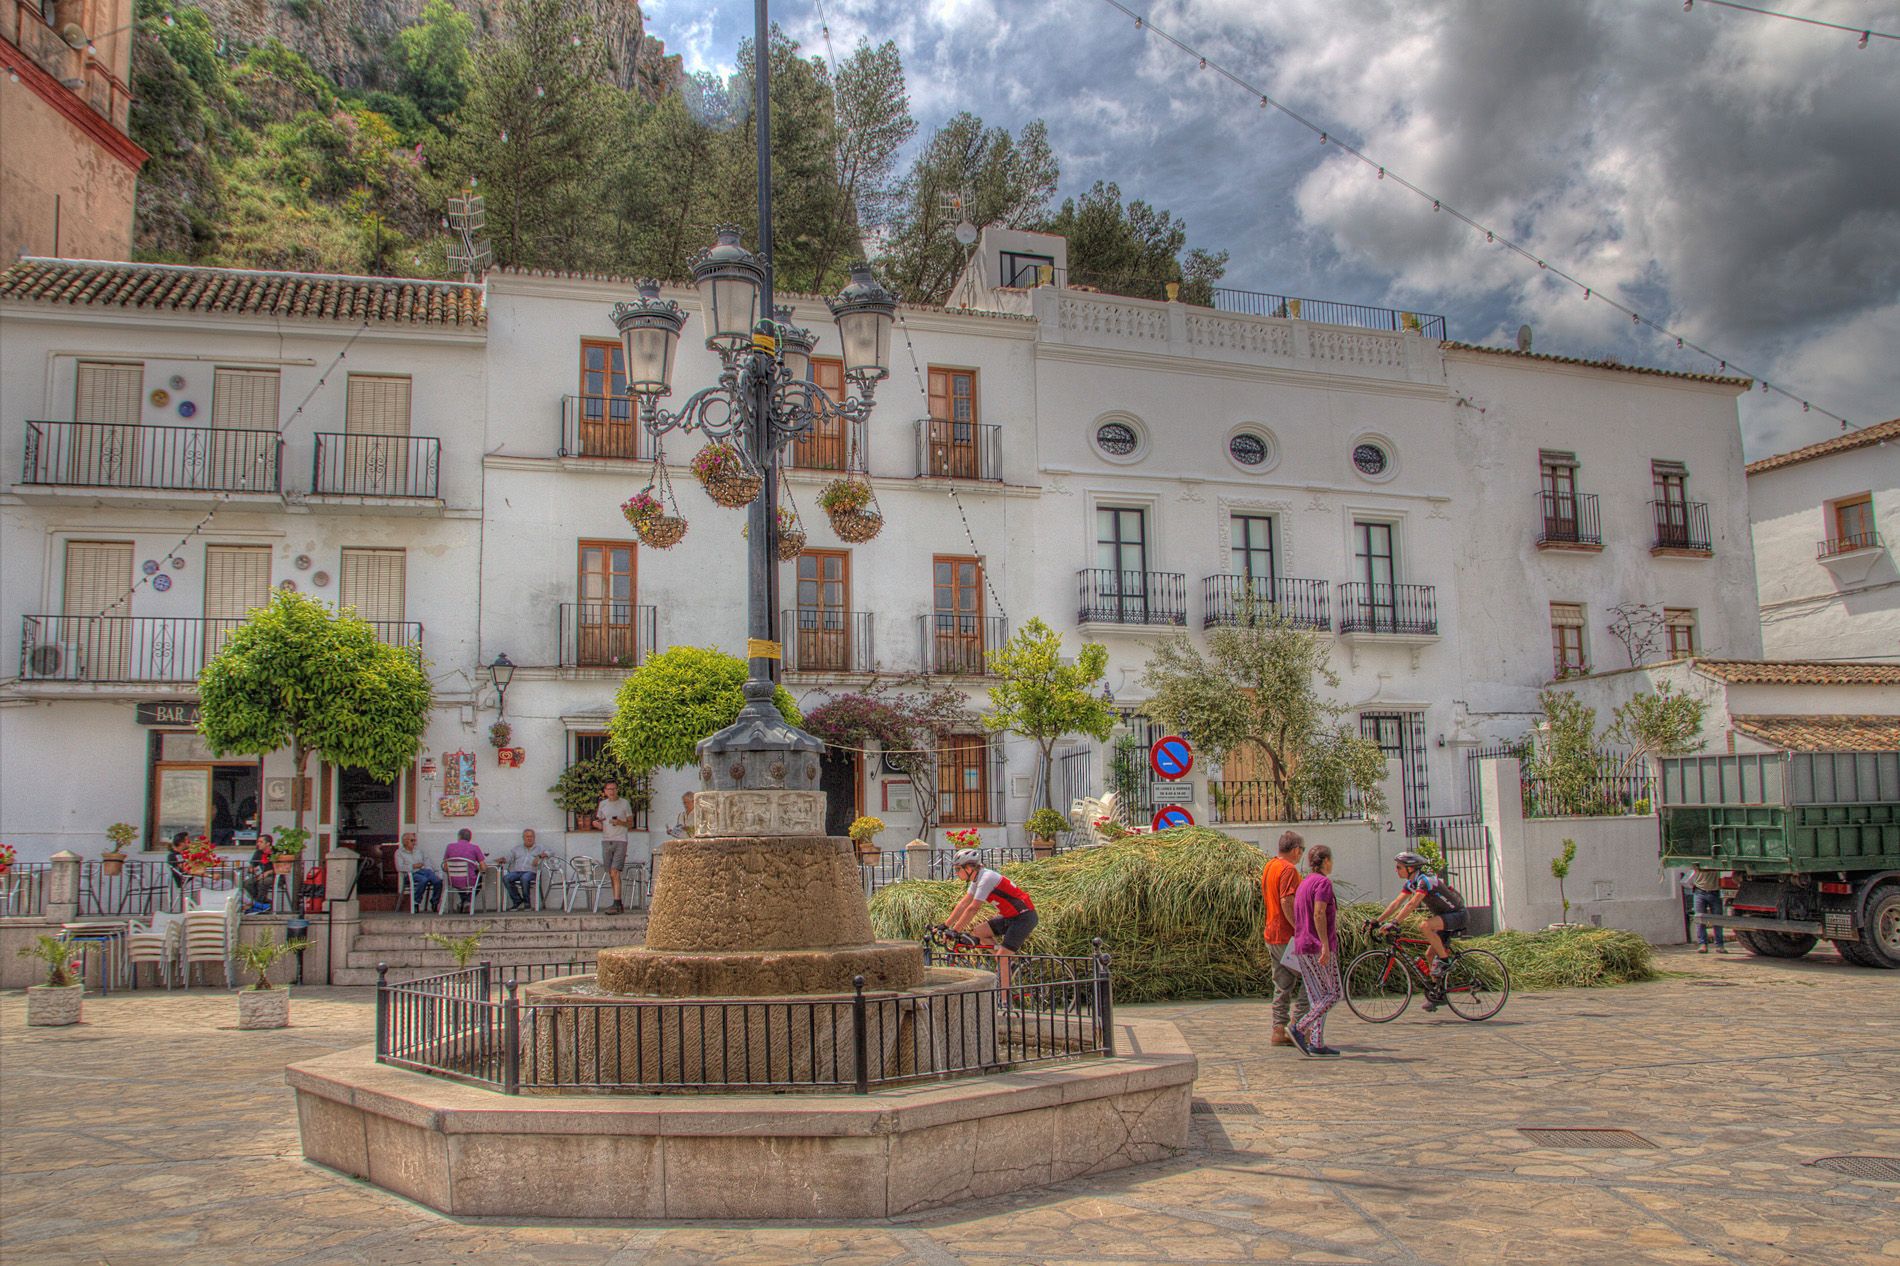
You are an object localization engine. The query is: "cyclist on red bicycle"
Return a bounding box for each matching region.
[1375,851,1468,981]
[943,848,1038,988]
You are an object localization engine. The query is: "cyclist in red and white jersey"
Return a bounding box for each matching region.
[944,848,1039,987]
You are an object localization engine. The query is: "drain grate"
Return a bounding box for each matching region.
[1191,1099,1261,1116]
[1519,1128,1656,1149]
[1809,1156,1900,1183]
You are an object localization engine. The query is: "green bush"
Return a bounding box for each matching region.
[609,646,800,774]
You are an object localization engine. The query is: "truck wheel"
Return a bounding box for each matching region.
[1833,940,1887,969]
[1858,885,1900,969]
[1735,930,1818,958]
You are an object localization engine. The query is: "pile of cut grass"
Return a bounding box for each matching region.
[869,826,1657,1002]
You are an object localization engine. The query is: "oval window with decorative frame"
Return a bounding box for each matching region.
[1092,413,1149,464]
[1349,436,1398,483]
[1224,424,1279,474]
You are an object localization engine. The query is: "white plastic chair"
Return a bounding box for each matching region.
[182,887,240,988]
[532,853,567,911]
[126,910,185,989]
[440,856,486,915]
[551,856,609,913]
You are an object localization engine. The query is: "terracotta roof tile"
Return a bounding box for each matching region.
[1693,659,1900,686]
[1745,416,1900,476]
[1441,341,1752,388]
[0,259,485,328]
[1729,714,1900,752]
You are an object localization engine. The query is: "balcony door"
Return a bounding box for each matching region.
[1540,455,1578,536]
[577,541,638,667]
[71,361,142,487]
[61,540,133,680]
[209,368,279,490]
[204,544,272,662]
[1353,520,1397,629]
[343,374,412,494]
[1653,461,1690,546]
[796,549,851,673]
[1094,507,1149,621]
[926,368,979,479]
[579,339,636,459]
[932,555,984,673]
[1230,514,1276,602]
[791,357,849,471]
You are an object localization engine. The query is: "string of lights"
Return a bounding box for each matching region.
[1096,0,1864,431]
[1682,0,1894,46]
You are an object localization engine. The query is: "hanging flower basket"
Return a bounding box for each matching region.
[777,528,808,560]
[828,508,883,543]
[817,477,883,542]
[638,515,688,549]
[691,442,764,509]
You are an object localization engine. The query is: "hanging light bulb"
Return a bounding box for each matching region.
[1377,166,1385,179]
[1858,31,1870,48]
[1432,200,1440,212]
[1198,57,1206,70]
[1683,0,1692,10]
[1803,401,1811,412]
[1319,132,1328,144]
[1583,288,1591,300]
[1486,230,1494,243]
[1259,96,1268,108]
[1676,338,1684,349]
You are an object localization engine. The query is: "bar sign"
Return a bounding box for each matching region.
[136,701,202,726]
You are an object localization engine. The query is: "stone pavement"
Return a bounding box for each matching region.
[2,946,1896,1265]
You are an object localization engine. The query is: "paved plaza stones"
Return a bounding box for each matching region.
[3,946,1897,1264]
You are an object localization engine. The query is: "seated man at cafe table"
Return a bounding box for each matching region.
[500,828,554,911]
[443,829,487,913]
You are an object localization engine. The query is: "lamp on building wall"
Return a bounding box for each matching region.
[489,653,516,718]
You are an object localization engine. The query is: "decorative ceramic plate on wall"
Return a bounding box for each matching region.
[152,573,172,592]
[169,375,187,390]
[294,554,312,570]
[178,400,198,418]
[149,389,170,407]
[279,579,298,593]
[141,559,160,575]
[311,571,331,587]
[171,556,186,569]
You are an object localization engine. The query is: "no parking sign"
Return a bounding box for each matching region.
[1152,805,1195,831]
[1149,735,1193,780]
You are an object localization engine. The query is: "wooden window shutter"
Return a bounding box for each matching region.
[75,362,142,424]
[62,541,133,616]
[203,545,273,620]
[339,548,406,623]
[345,375,412,437]
[212,369,280,430]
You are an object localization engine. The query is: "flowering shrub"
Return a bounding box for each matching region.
[622,491,664,523]
[690,442,747,479]
[848,815,886,844]
[1026,808,1068,839]
[816,478,872,513]
[178,835,219,870]
[0,842,16,871]
[944,827,982,849]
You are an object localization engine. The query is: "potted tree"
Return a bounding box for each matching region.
[102,823,137,876]
[848,815,886,862]
[271,826,310,876]
[234,932,310,1029]
[1549,838,1580,929]
[18,934,82,1027]
[1027,808,1068,859]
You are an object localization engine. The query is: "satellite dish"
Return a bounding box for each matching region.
[954,220,978,246]
[1516,324,1533,352]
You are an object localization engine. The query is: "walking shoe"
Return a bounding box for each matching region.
[1421,994,1441,1013]
[1288,1027,1316,1057]
[607,901,624,915]
[1716,945,1729,954]
[1314,1045,1343,1057]
[1271,1025,1294,1047]
[1697,944,1709,954]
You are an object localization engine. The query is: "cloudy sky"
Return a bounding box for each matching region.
[642,0,1899,460]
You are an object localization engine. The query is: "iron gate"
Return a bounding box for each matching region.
[1361,712,1431,832]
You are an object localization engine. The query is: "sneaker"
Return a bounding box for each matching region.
[1716,945,1729,955]
[1421,995,1441,1013]
[1288,1027,1317,1057]
[1314,1045,1343,1057]
[1697,945,1709,954]
[247,902,271,915]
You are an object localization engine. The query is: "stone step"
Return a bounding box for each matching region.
[346,944,622,969]
[350,926,644,953]
[359,912,648,934]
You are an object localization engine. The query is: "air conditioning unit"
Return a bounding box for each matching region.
[27,640,85,680]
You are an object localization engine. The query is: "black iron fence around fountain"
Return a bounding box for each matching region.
[375,944,1113,1095]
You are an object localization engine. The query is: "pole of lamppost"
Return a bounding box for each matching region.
[750,0,780,699]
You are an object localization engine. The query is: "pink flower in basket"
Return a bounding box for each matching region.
[691,443,746,479]
[622,491,664,523]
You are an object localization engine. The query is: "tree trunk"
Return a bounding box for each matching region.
[1040,739,1057,816]
[292,741,309,834]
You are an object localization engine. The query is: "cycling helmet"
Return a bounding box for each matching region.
[952,848,982,869]
[1393,850,1429,870]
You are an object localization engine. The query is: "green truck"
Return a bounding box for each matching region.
[1659,749,1900,968]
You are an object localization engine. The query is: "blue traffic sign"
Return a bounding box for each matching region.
[1150,735,1194,780]
[1152,805,1195,831]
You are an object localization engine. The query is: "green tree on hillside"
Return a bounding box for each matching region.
[797,38,914,293]
[395,0,476,125]
[1044,180,1228,304]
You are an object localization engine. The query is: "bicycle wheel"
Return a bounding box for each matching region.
[1343,950,1412,1022]
[1441,949,1510,1021]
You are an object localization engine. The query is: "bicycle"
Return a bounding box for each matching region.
[921,924,1089,1016]
[1342,924,1511,1023]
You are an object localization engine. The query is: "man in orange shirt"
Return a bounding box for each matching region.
[1261,831,1308,1047]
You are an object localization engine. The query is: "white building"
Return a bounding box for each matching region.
[1745,416,1900,661]
[1,243,1766,874]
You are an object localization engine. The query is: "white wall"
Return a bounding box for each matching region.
[1747,442,1900,660]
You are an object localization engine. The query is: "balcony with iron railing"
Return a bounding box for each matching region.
[557,602,657,670]
[783,610,876,675]
[21,420,282,497]
[1650,499,1712,554]
[20,615,422,684]
[917,613,1006,675]
[311,434,441,501]
[1336,583,1439,636]
[1818,530,1883,560]
[913,419,1003,481]
[1534,490,1603,550]
[1201,575,1329,631]
[1076,569,1188,627]
[558,395,646,461]
[784,418,861,472]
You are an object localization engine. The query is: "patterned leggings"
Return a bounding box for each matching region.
[1290,951,1342,1047]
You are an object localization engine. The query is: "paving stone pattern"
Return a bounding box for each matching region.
[3,946,1897,1265]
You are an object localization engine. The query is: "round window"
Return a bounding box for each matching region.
[1352,442,1389,476]
[1228,432,1269,467]
[1096,422,1139,457]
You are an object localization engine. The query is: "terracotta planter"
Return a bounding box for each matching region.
[101,852,127,877]
[854,842,882,863]
[272,858,295,876]
[238,988,291,1030]
[27,984,83,1027]
[1031,835,1056,860]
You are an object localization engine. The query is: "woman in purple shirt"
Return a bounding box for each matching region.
[1285,843,1343,1057]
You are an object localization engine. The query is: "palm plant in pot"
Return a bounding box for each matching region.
[102,822,137,876]
[234,932,310,1029]
[1027,808,1069,858]
[18,934,83,1027]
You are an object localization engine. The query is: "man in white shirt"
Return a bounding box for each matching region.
[393,832,440,912]
[596,781,635,914]
[500,828,553,911]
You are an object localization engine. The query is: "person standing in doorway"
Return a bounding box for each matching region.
[1286,844,1344,1057]
[1261,831,1309,1048]
[1688,866,1728,954]
[596,780,635,914]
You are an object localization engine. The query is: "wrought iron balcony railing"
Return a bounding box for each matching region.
[1076,569,1188,626]
[1336,582,1439,635]
[1650,499,1711,552]
[559,394,646,461]
[785,418,859,472]
[1201,575,1329,630]
[311,434,441,499]
[914,419,1003,481]
[22,420,282,494]
[917,614,1007,675]
[1818,530,1882,559]
[1534,490,1602,547]
[783,610,876,674]
[20,615,421,683]
[558,602,657,669]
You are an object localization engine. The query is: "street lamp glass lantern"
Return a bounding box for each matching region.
[775,307,816,385]
[611,280,685,397]
[826,262,898,382]
[692,226,765,353]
